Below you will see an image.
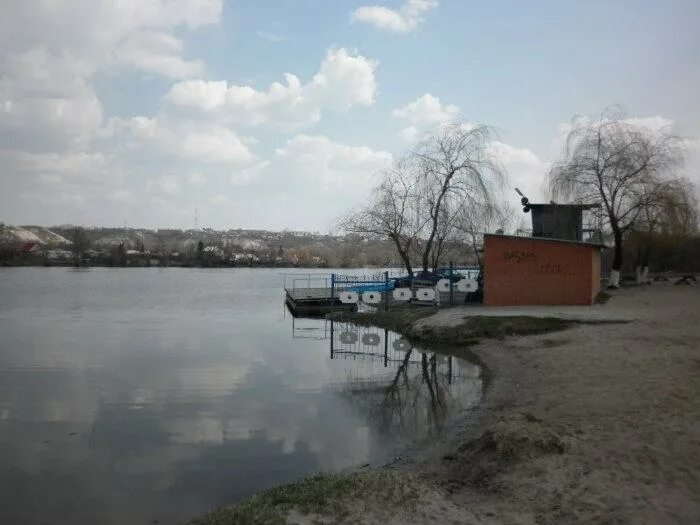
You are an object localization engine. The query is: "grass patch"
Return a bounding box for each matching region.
[594,291,612,304]
[190,471,422,525]
[413,316,573,346]
[332,311,576,348]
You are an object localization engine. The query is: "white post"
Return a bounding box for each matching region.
[608,269,620,288]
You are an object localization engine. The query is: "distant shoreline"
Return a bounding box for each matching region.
[0,262,362,270]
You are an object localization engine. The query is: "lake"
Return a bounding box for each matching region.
[0,268,483,524]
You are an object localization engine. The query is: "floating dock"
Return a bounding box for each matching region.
[284,287,357,317]
[283,274,359,317]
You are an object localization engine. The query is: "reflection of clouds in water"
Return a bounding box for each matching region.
[0,269,484,525]
[169,415,226,445]
[0,370,99,423]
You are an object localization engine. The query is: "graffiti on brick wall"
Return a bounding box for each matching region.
[503,250,535,263]
[540,263,567,274]
[501,249,575,275]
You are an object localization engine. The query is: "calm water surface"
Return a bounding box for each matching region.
[0,268,482,524]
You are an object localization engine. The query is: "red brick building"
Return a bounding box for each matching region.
[483,234,602,306]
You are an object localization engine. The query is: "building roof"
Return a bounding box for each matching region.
[527,203,600,210]
[484,233,605,249]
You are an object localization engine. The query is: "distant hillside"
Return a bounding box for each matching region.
[0,225,69,247]
[0,223,477,268]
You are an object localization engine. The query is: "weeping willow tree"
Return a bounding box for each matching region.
[632,177,699,279]
[549,107,686,287]
[339,122,505,275]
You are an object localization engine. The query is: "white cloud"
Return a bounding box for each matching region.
[257,31,287,43]
[120,116,258,166]
[1,150,108,179]
[0,1,222,154]
[210,194,234,205]
[117,31,206,79]
[188,172,206,185]
[209,135,393,230]
[230,161,270,186]
[181,126,256,165]
[352,0,438,33]
[275,135,392,187]
[0,49,103,152]
[488,141,550,202]
[621,116,674,131]
[392,93,460,142]
[393,93,459,127]
[108,189,137,203]
[166,47,378,131]
[397,126,421,144]
[155,174,182,195]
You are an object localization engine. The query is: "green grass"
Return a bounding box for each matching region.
[594,291,613,304]
[407,315,573,347]
[190,471,422,525]
[334,310,573,345]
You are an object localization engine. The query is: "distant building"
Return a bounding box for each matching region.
[46,249,73,261]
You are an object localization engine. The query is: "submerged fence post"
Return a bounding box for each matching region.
[384,328,388,367]
[330,273,335,317]
[449,261,454,306]
[384,270,389,311]
[330,319,334,359]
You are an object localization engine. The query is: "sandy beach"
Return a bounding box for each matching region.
[194,282,700,524]
[394,281,700,524]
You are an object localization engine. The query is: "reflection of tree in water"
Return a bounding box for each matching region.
[364,350,448,438]
[332,323,476,441]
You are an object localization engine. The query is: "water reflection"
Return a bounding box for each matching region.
[330,321,480,441]
[0,269,482,524]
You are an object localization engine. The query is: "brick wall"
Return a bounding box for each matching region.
[483,235,601,306]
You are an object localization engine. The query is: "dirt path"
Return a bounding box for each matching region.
[400,282,700,524]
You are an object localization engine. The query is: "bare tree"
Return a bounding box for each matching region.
[412,123,503,273]
[339,160,424,275]
[68,226,90,267]
[339,121,504,276]
[454,199,515,269]
[549,107,685,287]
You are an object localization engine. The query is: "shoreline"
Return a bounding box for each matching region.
[193,282,700,524]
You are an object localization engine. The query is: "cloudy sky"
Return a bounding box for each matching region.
[2,0,699,231]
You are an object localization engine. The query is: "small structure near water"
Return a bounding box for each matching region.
[484,202,603,306]
[283,274,358,317]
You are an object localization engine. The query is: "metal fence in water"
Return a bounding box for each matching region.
[282,266,482,316]
[330,265,482,312]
